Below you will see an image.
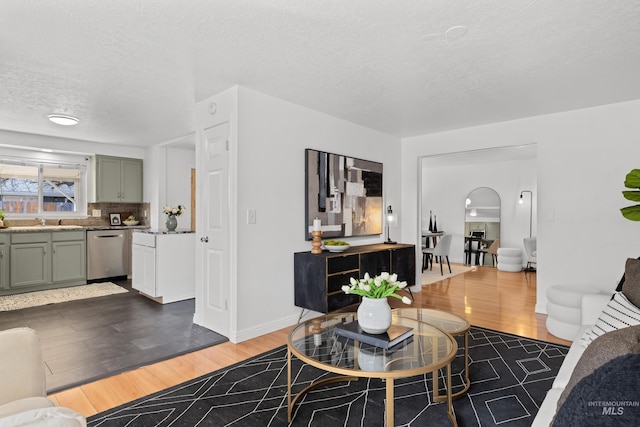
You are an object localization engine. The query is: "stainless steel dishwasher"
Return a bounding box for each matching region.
[87,229,127,280]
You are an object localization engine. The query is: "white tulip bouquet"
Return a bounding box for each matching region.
[342,272,412,304]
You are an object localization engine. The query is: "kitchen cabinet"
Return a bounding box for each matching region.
[0,234,9,290]
[132,231,195,303]
[294,243,416,314]
[52,231,86,284]
[6,231,86,294]
[10,232,50,289]
[92,155,143,202]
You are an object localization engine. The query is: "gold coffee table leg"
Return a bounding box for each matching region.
[455,330,471,398]
[287,348,293,422]
[435,330,470,401]
[386,378,394,427]
[446,363,458,427]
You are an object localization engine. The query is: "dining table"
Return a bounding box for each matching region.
[422,230,444,248]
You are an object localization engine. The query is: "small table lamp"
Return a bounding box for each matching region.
[385,205,397,244]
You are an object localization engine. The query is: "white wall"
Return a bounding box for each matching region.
[401,99,640,314]
[165,146,195,230]
[232,86,401,341]
[422,157,537,264]
[143,146,163,228]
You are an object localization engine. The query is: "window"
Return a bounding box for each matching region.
[0,153,88,218]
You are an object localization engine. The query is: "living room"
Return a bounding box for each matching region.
[2,2,640,426]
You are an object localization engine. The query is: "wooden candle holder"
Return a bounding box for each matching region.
[311,230,323,254]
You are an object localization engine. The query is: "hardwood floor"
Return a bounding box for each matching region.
[49,265,570,418]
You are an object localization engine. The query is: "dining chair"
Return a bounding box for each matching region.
[464,235,483,265]
[479,239,499,267]
[422,233,452,275]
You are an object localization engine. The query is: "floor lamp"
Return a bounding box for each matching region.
[519,190,533,238]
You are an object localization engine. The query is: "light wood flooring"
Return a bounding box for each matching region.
[49,265,570,418]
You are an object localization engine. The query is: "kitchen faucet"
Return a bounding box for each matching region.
[37,217,46,226]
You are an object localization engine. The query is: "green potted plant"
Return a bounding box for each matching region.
[621,169,640,221]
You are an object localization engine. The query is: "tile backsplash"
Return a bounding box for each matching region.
[5,202,150,227]
[88,202,150,226]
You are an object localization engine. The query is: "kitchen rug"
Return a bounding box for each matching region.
[0,282,128,311]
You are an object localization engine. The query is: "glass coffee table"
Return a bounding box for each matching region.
[393,308,471,399]
[287,312,458,426]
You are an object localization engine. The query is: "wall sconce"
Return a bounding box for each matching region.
[385,205,397,244]
[519,190,533,238]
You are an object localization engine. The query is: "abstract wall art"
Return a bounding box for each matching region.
[305,149,383,240]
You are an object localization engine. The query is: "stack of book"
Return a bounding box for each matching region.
[334,321,413,349]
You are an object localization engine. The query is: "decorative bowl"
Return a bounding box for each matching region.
[123,220,140,226]
[323,243,350,253]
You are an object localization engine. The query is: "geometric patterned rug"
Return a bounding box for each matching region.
[87,326,568,426]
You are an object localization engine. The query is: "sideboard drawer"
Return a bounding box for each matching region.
[327,272,357,294]
[327,254,359,274]
[327,292,360,313]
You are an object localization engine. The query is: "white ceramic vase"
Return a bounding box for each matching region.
[358,347,387,371]
[357,297,392,334]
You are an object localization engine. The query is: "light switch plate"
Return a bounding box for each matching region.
[92,209,101,217]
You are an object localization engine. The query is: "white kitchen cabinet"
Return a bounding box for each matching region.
[131,231,195,303]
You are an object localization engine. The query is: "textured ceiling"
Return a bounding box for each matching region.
[2,1,640,147]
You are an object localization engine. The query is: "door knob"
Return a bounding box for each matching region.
[200,236,209,243]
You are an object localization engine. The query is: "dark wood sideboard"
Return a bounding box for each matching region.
[294,243,416,313]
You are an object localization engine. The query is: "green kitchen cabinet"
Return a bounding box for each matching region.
[92,155,143,202]
[0,234,8,290]
[52,231,86,284]
[6,230,86,294]
[10,233,51,289]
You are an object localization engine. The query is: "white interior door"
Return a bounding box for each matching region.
[197,122,230,337]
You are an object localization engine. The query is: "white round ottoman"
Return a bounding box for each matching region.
[546,285,601,341]
[497,248,522,272]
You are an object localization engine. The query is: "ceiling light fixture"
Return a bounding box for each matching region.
[48,114,79,126]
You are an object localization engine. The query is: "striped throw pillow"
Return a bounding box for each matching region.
[580,292,640,347]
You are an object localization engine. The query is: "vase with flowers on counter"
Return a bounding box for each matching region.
[163,204,185,231]
[342,272,412,334]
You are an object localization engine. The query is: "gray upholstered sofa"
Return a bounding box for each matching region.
[533,258,640,426]
[0,327,86,427]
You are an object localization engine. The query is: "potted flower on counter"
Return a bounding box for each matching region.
[162,205,185,231]
[342,272,411,334]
